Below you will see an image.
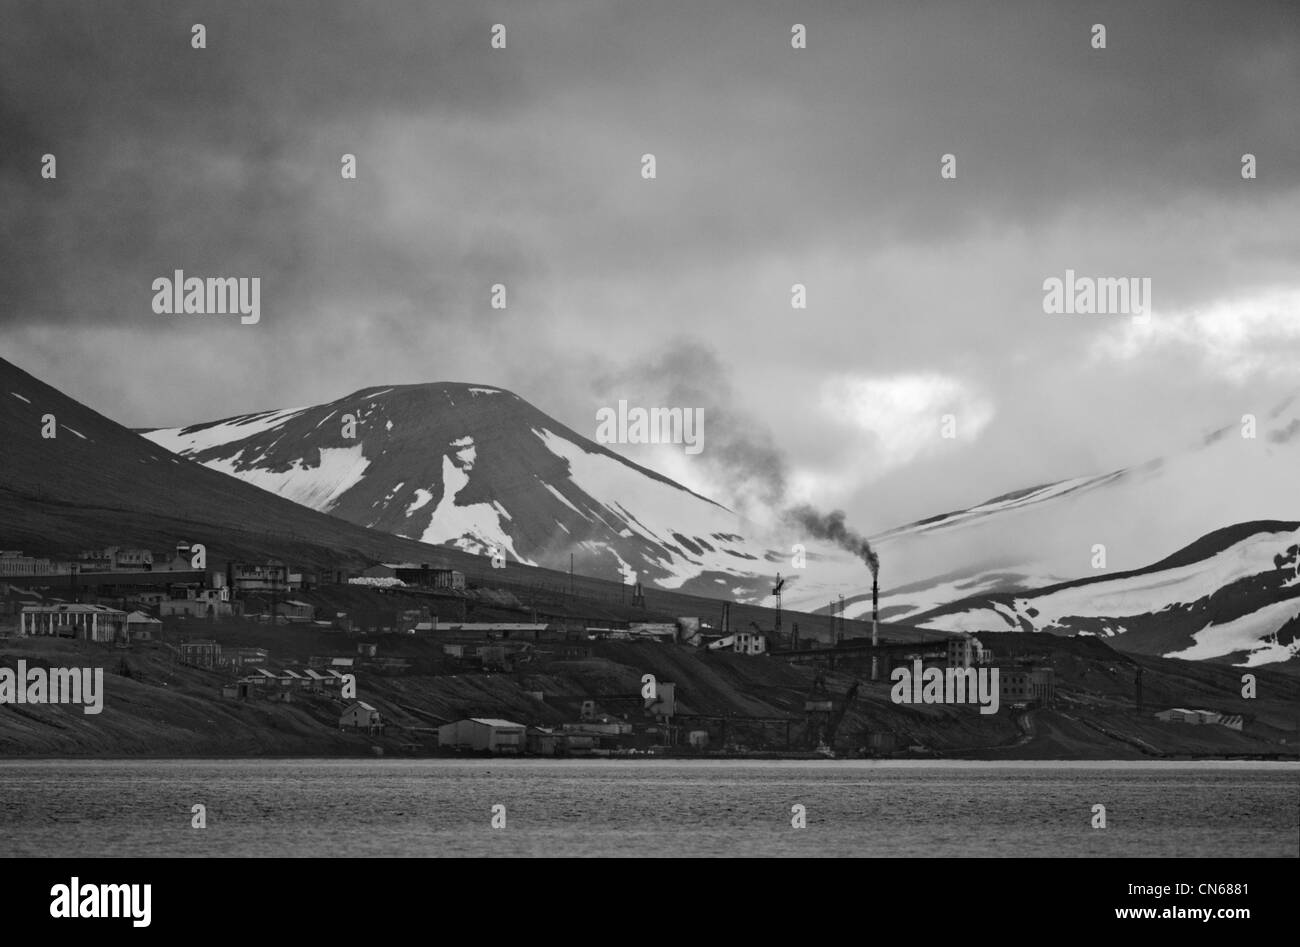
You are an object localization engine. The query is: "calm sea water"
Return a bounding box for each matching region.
[0,759,1295,857]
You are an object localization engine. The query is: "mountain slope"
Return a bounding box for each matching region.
[911,521,1300,667]
[0,355,928,645]
[132,372,1300,666]
[143,383,780,597]
[0,359,537,574]
[853,395,1300,623]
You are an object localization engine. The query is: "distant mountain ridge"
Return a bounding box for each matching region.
[143,382,781,599]
[0,358,493,573]
[910,520,1300,667]
[134,373,1300,666]
[852,394,1300,631]
[0,356,851,640]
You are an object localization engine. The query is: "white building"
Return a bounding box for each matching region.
[947,633,992,668]
[21,604,128,642]
[160,588,233,618]
[1155,708,1231,726]
[0,551,60,577]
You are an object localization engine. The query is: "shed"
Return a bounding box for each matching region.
[340,701,383,731]
[437,717,526,753]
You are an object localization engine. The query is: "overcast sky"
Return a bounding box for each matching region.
[3,0,1298,533]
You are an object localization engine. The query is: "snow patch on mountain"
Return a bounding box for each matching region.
[415,453,532,564]
[540,480,584,516]
[1166,598,1300,666]
[406,488,434,515]
[921,527,1299,634]
[149,407,309,455]
[532,425,760,588]
[206,444,370,512]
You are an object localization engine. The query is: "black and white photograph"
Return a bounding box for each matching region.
[0,0,1295,922]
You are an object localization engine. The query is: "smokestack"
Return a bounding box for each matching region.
[871,571,879,681]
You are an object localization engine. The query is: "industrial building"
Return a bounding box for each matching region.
[434,622,558,642]
[159,587,235,619]
[362,563,466,590]
[178,639,222,668]
[396,565,465,590]
[0,551,60,577]
[526,727,560,755]
[438,718,527,753]
[77,547,156,572]
[707,629,769,655]
[948,633,993,668]
[627,622,678,642]
[999,667,1055,705]
[228,561,292,593]
[20,604,129,643]
[1155,708,1244,731]
[279,600,316,622]
[226,647,269,668]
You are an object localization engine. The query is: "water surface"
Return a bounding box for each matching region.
[0,759,1294,857]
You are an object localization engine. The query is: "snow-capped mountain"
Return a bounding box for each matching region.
[846,395,1300,627]
[911,521,1300,667]
[0,357,504,573]
[143,383,783,597]
[143,381,1300,664]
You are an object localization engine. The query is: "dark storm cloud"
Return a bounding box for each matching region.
[0,0,528,331]
[4,0,1295,336]
[1,0,1297,528]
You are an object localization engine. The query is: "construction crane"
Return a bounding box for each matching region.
[804,675,860,752]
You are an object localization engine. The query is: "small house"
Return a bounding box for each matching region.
[125,611,161,641]
[339,701,383,732]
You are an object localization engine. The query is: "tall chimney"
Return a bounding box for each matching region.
[870,572,879,681]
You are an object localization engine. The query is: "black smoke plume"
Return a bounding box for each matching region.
[596,339,880,577]
[786,504,879,575]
